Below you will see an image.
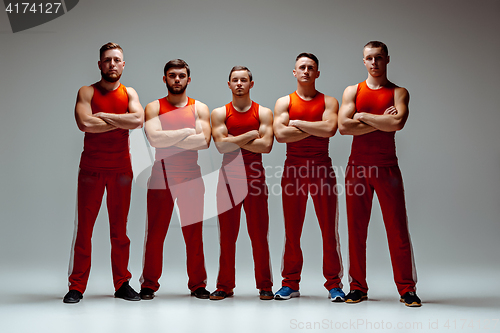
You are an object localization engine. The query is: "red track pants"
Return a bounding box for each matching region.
[140,161,207,292]
[68,168,133,293]
[345,165,417,296]
[215,164,272,293]
[280,158,343,291]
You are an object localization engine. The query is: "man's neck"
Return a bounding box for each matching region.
[98,79,120,91]
[366,74,389,90]
[295,83,318,100]
[166,92,189,108]
[232,94,252,112]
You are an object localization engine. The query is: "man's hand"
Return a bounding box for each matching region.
[384,106,398,115]
[353,112,363,121]
[184,128,197,136]
[93,112,114,122]
[246,129,261,140]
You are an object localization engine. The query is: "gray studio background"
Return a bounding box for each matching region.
[1,0,499,298]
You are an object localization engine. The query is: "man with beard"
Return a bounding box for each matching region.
[139,59,212,300]
[210,66,274,300]
[64,42,144,303]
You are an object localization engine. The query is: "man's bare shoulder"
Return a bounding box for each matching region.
[258,104,272,114]
[394,86,409,95]
[258,105,273,119]
[344,84,359,94]
[77,85,94,101]
[78,85,94,94]
[125,86,138,95]
[276,94,291,103]
[146,99,160,109]
[323,94,339,104]
[211,106,227,118]
[275,95,291,110]
[212,104,226,111]
[194,99,209,109]
[194,100,209,115]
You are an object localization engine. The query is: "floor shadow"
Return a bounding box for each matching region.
[421,297,500,309]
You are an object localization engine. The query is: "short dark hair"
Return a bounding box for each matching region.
[164,59,190,77]
[363,41,389,56]
[228,66,253,82]
[99,42,123,59]
[296,52,319,68]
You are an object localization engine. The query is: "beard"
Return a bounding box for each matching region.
[166,81,188,95]
[101,70,122,83]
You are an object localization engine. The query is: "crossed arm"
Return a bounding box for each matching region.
[338,84,409,135]
[74,86,144,133]
[145,100,211,150]
[211,106,274,154]
[273,95,339,143]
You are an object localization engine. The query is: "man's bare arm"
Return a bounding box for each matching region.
[144,100,195,148]
[242,106,274,154]
[94,87,144,129]
[273,96,310,143]
[75,86,117,133]
[175,101,211,151]
[338,85,377,136]
[211,106,259,154]
[288,95,338,138]
[353,87,409,132]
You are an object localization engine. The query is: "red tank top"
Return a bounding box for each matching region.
[222,101,262,167]
[348,81,398,166]
[286,91,329,160]
[154,97,198,170]
[79,83,131,172]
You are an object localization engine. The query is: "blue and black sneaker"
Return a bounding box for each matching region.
[274,286,300,300]
[328,287,345,302]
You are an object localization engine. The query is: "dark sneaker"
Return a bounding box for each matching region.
[63,290,83,304]
[140,288,155,300]
[209,290,234,300]
[400,291,422,307]
[328,287,345,302]
[345,290,368,303]
[114,281,140,301]
[259,290,274,300]
[274,286,300,300]
[191,287,210,299]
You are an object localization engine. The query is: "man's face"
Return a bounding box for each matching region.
[164,68,190,95]
[293,57,319,83]
[228,70,253,96]
[98,49,124,83]
[363,47,390,77]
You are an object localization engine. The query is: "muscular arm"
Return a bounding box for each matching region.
[353,87,409,132]
[75,86,117,133]
[144,100,195,148]
[211,106,259,154]
[95,87,144,129]
[241,106,274,154]
[338,85,377,136]
[288,95,339,138]
[273,96,310,143]
[174,101,211,150]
